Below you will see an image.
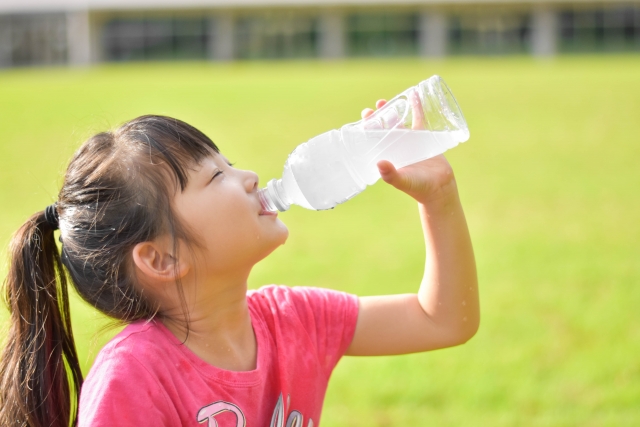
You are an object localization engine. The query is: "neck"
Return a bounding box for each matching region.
[161,268,258,371]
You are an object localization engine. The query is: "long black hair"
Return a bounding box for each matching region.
[0,115,219,427]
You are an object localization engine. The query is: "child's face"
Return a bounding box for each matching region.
[173,153,289,275]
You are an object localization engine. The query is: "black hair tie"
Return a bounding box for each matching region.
[44,203,59,230]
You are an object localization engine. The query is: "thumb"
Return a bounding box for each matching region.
[377,160,402,188]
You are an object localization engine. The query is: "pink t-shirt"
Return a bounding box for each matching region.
[78,285,359,426]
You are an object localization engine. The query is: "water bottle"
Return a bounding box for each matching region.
[258,75,469,212]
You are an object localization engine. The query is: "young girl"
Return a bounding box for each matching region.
[0,99,478,427]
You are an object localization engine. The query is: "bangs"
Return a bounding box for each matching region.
[118,115,220,192]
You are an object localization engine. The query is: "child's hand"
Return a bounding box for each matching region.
[361,99,457,206]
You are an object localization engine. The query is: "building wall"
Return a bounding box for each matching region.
[1,3,639,67]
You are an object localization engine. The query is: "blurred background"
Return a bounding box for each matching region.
[2,0,640,64]
[1,0,639,426]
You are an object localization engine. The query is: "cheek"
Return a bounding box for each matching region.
[201,203,260,254]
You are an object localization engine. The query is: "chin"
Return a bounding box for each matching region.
[274,228,289,248]
[255,225,289,261]
[275,219,289,242]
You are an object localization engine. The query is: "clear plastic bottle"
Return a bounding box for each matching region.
[258,75,469,212]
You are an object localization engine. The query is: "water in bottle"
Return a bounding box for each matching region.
[258,75,469,212]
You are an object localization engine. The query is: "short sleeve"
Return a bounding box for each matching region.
[252,285,359,377]
[78,350,179,426]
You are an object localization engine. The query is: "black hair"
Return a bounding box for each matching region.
[0,115,219,427]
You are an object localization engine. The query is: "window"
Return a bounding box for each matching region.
[103,16,208,61]
[449,12,531,55]
[347,13,419,56]
[235,12,318,59]
[0,13,67,67]
[559,6,640,52]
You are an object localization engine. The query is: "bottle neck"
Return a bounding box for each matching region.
[258,179,290,212]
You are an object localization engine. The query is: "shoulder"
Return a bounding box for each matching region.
[248,286,360,376]
[82,320,173,398]
[248,285,358,315]
[247,285,359,336]
[89,320,167,369]
[79,321,178,425]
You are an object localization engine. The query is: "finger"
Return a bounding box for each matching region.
[375,99,387,109]
[361,108,374,120]
[377,160,402,187]
[410,90,426,130]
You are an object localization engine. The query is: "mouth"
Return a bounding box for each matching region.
[258,188,279,216]
[259,208,278,217]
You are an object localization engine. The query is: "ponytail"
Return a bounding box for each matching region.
[0,210,83,427]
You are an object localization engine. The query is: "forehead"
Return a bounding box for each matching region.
[192,152,228,171]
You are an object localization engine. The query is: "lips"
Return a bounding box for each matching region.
[258,200,277,216]
[259,209,277,216]
[257,187,280,215]
[257,190,278,216]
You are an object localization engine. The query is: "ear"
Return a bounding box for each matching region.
[132,237,190,283]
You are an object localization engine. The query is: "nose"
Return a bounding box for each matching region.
[243,169,259,193]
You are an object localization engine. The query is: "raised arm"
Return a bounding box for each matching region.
[346,99,479,356]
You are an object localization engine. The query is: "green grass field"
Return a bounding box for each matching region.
[1,56,639,426]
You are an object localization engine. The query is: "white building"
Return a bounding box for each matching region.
[0,0,639,67]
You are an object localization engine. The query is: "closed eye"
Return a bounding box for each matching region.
[210,169,223,182]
